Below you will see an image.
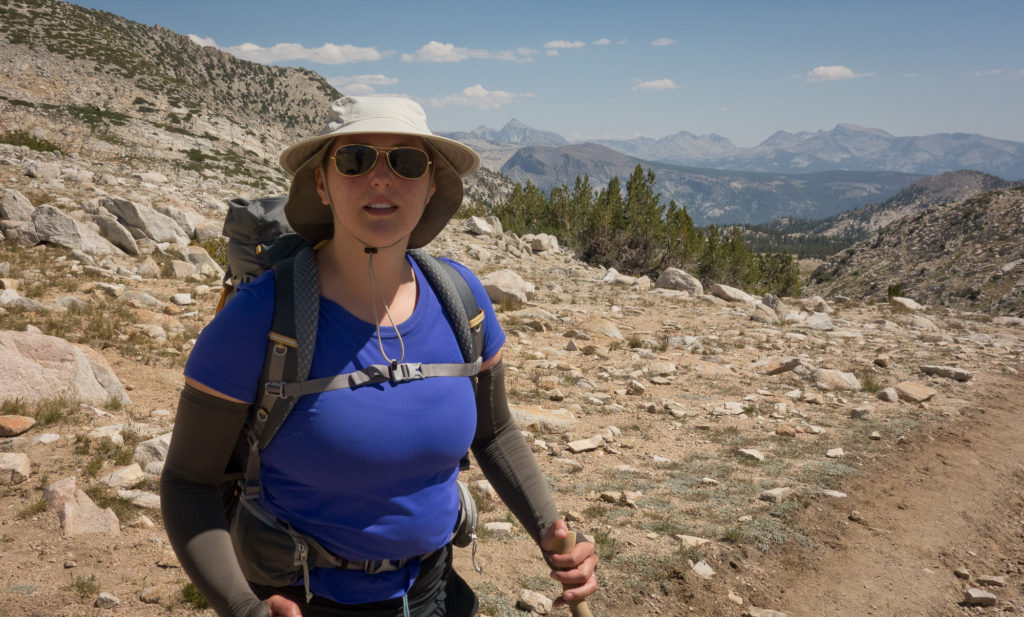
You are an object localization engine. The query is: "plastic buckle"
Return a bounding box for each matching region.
[362,559,391,574]
[264,381,288,398]
[388,362,423,384]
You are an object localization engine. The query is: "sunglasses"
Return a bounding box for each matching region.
[332,144,432,180]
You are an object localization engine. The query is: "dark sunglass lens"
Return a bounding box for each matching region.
[388,148,429,178]
[335,145,377,175]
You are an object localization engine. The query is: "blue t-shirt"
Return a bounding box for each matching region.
[185,256,504,604]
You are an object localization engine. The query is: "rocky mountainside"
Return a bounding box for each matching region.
[0,0,339,197]
[0,0,514,210]
[806,170,1012,238]
[808,185,1024,316]
[501,143,924,225]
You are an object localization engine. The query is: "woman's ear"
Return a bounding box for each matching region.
[314,165,330,205]
[427,166,437,200]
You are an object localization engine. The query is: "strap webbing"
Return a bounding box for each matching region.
[268,358,484,399]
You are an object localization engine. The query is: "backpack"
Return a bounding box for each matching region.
[217,196,485,599]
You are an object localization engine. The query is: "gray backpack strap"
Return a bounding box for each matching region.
[408,249,483,364]
[242,245,319,498]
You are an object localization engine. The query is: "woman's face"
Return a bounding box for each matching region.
[315,133,436,251]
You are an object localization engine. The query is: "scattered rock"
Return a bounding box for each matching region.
[43,477,120,537]
[813,368,861,391]
[890,296,924,311]
[655,267,703,296]
[676,535,712,548]
[483,522,512,537]
[738,448,765,462]
[690,560,715,579]
[710,283,756,304]
[919,365,972,382]
[517,589,552,614]
[95,592,120,609]
[0,452,31,485]
[480,269,534,304]
[878,387,900,402]
[894,381,938,403]
[0,331,130,406]
[976,574,1005,587]
[849,406,872,419]
[567,436,604,453]
[962,588,997,607]
[759,487,794,502]
[0,414,35,437]
[745,607,789,617]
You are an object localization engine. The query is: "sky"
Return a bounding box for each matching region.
[71,0,1024,147]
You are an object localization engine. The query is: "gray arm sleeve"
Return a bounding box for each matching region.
[160,385,269,617]
[470,361,561,546]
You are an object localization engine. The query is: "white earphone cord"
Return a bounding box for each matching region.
[366,249,405,365]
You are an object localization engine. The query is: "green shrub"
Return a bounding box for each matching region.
[70,574,99,598]
[181,582,209,609]
[0,130,61,153]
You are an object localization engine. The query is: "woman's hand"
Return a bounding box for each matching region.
[540,519,599,608]
[265,595,302,617]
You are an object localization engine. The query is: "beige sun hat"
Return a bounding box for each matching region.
[280,95,480,248]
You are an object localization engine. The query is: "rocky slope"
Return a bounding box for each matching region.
[808,185,1024,316]
[0,140,1022,617]
[791,170,1012,238]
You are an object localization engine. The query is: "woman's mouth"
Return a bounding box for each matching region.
[365,202,397,215]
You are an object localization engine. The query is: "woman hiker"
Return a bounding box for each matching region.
[161,96,598,617]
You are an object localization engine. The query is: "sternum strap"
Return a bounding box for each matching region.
[270,358,483,399]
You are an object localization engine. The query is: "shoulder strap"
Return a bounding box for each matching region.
[241,245,318,498]
[408,249,484,364]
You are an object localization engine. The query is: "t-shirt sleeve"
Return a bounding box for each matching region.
[442,259,506,362]
[183,272,276,403]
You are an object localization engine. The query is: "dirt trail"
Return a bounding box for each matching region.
[752,370,1024,617]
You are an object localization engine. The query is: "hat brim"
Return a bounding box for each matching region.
[282,131,479,248]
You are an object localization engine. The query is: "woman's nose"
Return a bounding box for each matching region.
[368,153,395,184]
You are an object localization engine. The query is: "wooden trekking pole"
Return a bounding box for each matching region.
[555,531,594,617]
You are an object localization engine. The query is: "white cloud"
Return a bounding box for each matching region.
[974,69,1003,77]
[905,73,920,78]
[544,40,586,49]
[651,38,675,46]
[187,34,217,48]
[633,78,679,91]
[429,84,532,109]
[330,74,398,87]
[400,41,535,62]
[806,65,873,82]
[593,38,611,46]
[339,83,378,96]
[328,74,398,95]
[220,41,381,64]
[546,49,560,57]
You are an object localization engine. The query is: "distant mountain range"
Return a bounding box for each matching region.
[499,143,925,226]
[443,119,568,148]
[451,121,1024,180]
